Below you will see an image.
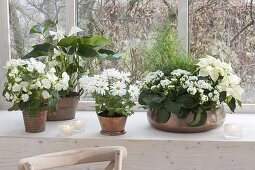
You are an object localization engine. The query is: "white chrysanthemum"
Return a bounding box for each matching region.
[12,83,21,92]
[111,81,126,96]
[96,81,109,95]
[41,78,51,89]
[128,85,140,100]
[21,94,29,102]
[42,90,51,99]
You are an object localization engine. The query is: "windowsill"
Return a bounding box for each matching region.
[0,110,255,142]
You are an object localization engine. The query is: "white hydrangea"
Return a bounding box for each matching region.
[21,94,29,102]
[42,90,51,99]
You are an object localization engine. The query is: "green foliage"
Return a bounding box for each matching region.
[23,24,120,97]
[144,24,197,75]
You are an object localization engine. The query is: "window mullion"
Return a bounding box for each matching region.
[177,0,189,52]
[0,0,11,109]
[65,0,77,33]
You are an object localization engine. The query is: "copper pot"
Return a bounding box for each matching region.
[147,106,225,133]
[97,115,127,136]
[22,111,47,133]
[47,96,79,121]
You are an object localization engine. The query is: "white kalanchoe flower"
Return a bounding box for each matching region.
[111,81,126,96]
[42,90,51,99]
[21,94,29,102]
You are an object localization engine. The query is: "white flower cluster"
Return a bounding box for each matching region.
[80,68,139,101]
[197,55,244,101]
[142,69,221,106]
[4,58,70,103]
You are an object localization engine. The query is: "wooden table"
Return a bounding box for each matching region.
[0,111,255,170]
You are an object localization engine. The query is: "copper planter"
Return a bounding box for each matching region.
[47,96,79,121]
[147,107,225,133]
[22,111,47,133]
[97,115,127,136]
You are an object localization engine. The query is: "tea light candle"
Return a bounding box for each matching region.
[224,124,242,139]
[72,120,86,132]
[58,124,73,136]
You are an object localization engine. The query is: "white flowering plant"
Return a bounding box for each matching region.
[22,23,121,97]
[80,69,140,117]
[3,58,70,116]
[139,56,244,126]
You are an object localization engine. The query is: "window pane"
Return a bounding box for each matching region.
[9,0,66,59]
[189,0,255,103]
[77,0,178,80]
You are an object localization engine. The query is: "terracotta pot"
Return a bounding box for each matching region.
[22,111,47,133]
[47,96,79,121]
[97,114,127,136]
[147,106,225,133]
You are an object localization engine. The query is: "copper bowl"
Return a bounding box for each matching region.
[147,106,225,133]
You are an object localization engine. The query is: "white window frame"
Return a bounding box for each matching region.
[0,0,253,113]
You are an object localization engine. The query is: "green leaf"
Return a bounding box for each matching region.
[22,43,56,59]
[227,97,236,112]
[177,109,190,119]
[219,91,226,102]
[164,99,183,114]
[176,94,196,108]
[158,108,170,123]
[237,100,242,107]
[29,25,44,34]
[189,107,207,127]
[81,35,110,47]
[57,36,80,47]
[76,44,99,58]
[98,49,122,61]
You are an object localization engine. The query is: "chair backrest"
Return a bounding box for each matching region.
[18,146,127,170]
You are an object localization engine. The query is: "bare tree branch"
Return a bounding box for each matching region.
[230,0,254,45]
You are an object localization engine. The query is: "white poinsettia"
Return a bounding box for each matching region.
[49,26,84,41]
[197,55,224,82]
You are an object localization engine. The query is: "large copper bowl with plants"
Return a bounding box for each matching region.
[147,106,225,133]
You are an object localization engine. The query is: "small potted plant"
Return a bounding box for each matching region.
[139,55,244,132]
[23,23,120,121]
[80,68,140,135]
[2,58,69,132]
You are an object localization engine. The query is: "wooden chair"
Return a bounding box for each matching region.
[18,146,127,170]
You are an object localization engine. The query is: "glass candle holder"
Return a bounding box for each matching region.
[58,124,74,136]
[72,119,86,133]
[224,124,242,139]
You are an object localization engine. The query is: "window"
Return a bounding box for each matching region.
[189,0,255,103]
[9,0,66,59]
[77,0,178,80]
[0,0,254,111]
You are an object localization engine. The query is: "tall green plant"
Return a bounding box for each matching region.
[144,24,196,75]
